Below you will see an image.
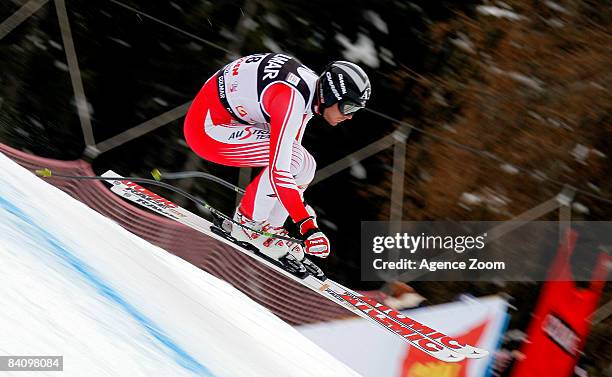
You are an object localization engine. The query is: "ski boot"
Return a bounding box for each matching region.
[215,209,307,278]
[265,224,327,281]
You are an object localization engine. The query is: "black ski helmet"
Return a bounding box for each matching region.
[318,61,371,114]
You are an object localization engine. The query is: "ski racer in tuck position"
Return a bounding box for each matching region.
[184,52,371,272]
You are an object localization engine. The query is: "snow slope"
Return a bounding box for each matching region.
[0,152,361,377]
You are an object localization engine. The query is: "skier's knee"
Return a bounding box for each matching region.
[295,149,316,187]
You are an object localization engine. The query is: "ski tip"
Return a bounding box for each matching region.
[151,169,162,181]
[445,345,490,359]
[35,168,53,177]
[431,350,465,363]
[464,348,490,359]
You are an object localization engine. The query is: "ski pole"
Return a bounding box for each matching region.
[34,168,303,244]
[151,169,246,195]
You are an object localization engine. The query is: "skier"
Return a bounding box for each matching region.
[184,53,371,270]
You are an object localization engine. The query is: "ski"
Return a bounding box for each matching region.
[325,280,489,358]
[101,170,488,362]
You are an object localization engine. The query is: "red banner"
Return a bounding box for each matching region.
[511,230,608,377]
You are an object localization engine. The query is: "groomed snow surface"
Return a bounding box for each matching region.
[0,153,361,377]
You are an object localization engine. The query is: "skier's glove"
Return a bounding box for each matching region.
[296,216,330,258]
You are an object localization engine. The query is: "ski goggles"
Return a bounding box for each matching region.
[339,100,365,115]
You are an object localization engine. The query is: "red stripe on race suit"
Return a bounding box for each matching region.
[262,83,310,223]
